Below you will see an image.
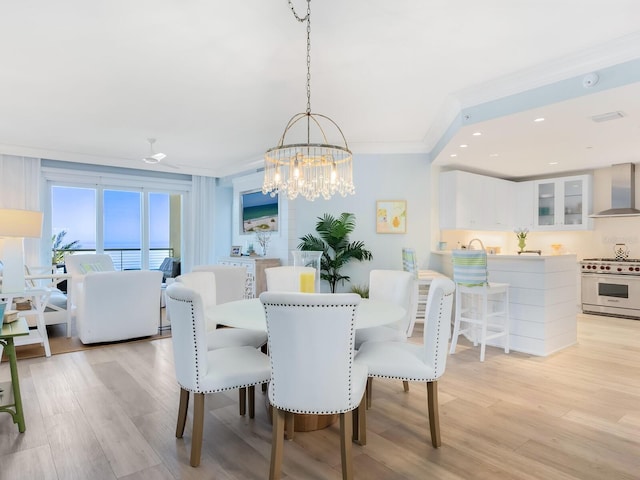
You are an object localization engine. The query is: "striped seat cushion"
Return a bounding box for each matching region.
[451,249,488,286]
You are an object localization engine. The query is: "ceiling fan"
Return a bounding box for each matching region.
[142,138,178,169]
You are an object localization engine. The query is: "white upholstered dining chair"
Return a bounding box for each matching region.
[176,271,267,350]
[166,282,270,467]
[356,277,455,448]
[260,292,368,480]
[354,269,414,350]
[192,264,250,302]
[264,265,316,292]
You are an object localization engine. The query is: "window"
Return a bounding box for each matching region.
[51,186,179,270]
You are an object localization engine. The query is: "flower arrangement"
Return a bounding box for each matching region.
[514,227,528,252]
[514,227,528,240]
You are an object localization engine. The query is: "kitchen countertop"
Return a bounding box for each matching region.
[431,251,576,259]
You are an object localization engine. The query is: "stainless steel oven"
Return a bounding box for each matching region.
[581,258,640,319]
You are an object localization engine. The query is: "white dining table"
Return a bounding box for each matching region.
[209,297,406,331]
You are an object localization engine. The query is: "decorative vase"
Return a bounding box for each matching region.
[518,237,526,253]
[291,250,322,293]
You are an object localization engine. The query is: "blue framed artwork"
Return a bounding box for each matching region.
[240,190,279,234]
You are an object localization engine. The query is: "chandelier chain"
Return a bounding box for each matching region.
[288,0,309,22]
[306,0,311,115]
[265,0,354,201]
[288,0,312,114]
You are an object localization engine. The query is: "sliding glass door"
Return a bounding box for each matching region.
[51,186,179,270]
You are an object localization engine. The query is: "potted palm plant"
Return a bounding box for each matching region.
[298,212,373,293]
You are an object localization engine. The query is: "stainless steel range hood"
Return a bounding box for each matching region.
[590,163,640,217]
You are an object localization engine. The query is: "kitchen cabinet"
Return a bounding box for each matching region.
[533,174,592,230]
[514,180,534,230]
[439,170,515,231]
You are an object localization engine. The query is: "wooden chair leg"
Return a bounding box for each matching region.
[239,387,246,416]
[366,377,373,409]
[176,388,189,438]
[190,393,205,467]
[352,395,367,446]
[403,380,410,392]
[340,411,354,480]
[285,412,295,440]
[248,385,256,418]
[270,408,286,480]
[427,381,441,448]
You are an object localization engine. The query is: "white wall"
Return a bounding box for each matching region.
[219,153,432,292]
[290,153,431,292]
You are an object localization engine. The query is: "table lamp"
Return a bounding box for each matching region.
[0,208,44,293]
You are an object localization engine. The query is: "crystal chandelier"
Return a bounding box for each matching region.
[263,0,354,201]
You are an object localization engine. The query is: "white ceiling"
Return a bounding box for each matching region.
[1,1,640,179]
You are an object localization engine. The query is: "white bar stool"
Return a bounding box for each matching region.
[449,241,510,362]
[402,247,446,337]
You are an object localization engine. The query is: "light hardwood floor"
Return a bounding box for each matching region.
[1,313,639,479]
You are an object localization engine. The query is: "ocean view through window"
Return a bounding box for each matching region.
[52,186,174,270]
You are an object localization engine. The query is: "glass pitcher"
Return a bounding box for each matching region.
[291,250,322,293]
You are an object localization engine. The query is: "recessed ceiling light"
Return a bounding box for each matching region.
[472,132,482,136]
[489,153,499,157]
[534,117,545,122]
[459,144,468,148]
[450,153,457,157]
[548,161,558,165]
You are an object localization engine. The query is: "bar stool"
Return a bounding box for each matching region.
[449,241,510,362]
[401,247,446,337]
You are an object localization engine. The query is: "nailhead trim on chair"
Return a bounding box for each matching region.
[263,300,359,415]
[173,297,266,394]
[367,290,453,383]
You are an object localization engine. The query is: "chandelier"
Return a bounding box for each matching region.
[263,0,354,201]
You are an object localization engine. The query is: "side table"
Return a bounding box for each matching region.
[0,288,52,357]
[0,317,30,432]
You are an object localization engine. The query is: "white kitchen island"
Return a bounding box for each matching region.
[432,252,579,356]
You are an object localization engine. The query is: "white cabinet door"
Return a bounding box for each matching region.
[514,180,534,230]
[439,171,515,231]
[485,176,515,230]
[533,175,592,230]
[439,171,485,230]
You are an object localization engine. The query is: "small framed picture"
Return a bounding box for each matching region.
[376,200,407,234]
[230,245,242,257]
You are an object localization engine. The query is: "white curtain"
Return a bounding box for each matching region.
[0,155,43,266]
[188,175,217,270]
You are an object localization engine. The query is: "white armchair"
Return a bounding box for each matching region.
[65,254,162,344]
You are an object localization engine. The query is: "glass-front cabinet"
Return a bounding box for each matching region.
[534,174,592,230]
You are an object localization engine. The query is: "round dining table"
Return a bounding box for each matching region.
[209,296,406,332]
[208,296,407,432]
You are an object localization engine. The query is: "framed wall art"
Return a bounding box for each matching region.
[240,189,279,234]
[376,200,406,234]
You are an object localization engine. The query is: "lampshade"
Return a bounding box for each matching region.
[0,208,43,238]
[0,208,43,293]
